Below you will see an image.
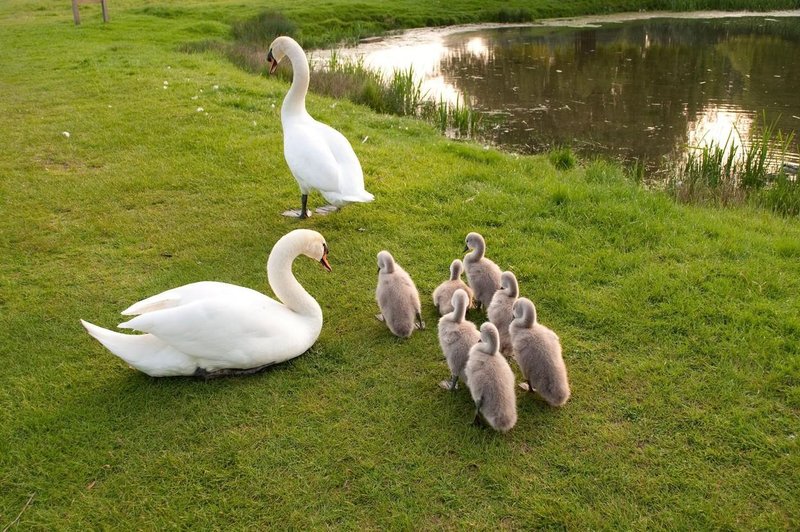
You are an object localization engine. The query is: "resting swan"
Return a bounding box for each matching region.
[80,229,331,377]
[267,35,374,218]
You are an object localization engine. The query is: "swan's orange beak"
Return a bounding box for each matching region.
[320,254,331,272]
[267,49,278,75]
[320,244,331,272]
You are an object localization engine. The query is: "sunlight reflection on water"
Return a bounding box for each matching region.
[319,11,800,177]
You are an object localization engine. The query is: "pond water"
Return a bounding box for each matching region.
[324,11,800,178]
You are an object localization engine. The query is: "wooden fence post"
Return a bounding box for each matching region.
[72,0,109,25]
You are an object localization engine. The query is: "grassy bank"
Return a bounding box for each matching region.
[2,0,799,529]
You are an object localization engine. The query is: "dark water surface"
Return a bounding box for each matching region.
[330,12,800,176]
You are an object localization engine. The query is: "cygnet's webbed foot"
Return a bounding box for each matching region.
[315,204,339,215]
[193,363,277,380]
[518,380,536,393]
[415,312,426,330]
[375,313,385,322]
[438,375,459,391]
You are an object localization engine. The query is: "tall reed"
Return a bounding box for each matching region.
[668,115,798,215]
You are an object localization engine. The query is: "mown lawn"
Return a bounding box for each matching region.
[1,0,798,528]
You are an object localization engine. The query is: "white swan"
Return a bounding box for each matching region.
[80,229,331,377]
[267,35,374,218]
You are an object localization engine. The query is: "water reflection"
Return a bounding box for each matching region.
[328,13,800,175]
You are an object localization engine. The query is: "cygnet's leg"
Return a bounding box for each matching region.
[472,397,484,426]
[194,363,276,380]
[415,311,425,330]
[438,375,459,391]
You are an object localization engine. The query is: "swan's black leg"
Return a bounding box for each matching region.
[415,311,425,330]
[299,194,309,219]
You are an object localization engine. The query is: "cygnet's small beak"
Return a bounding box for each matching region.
[463,244,469,252]
[267,50,278,75]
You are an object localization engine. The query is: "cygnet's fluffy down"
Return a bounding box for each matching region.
[487,271,519,357]
[509,298,570,407]
[463,232,502,310]
[432,259,474,316]
[375,250,424,338]
[465,322,517,432]
[437,289,480,391]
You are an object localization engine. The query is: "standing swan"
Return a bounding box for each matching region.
[267,36,374,218]
[81,230,331,377]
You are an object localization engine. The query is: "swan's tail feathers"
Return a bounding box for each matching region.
[122,296,180,316]
[325,190,375,205]
[347,190,375,203]
[80,319,197,377]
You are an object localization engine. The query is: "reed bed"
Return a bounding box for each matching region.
[668,116,798,215]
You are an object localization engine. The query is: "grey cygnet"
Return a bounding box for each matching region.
[487,271,519,357]
[509,298,570,407]
[432,259,474,316]
[463,232,502,310]
[375,250,424,338]
[437,289,480,391]
[465,322,517,432]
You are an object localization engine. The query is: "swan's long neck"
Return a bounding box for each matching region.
[267,238,321,319]
[281,41,310,119]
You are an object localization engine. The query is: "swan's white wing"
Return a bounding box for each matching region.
[284,121,343,194]
[118,298,314,367]
[122,281,275,315]
[312,121,374,201]
[311,121,363,182]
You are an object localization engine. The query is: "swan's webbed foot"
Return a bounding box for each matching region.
[375,313,385,322]
[194,363,277,380]
[282,209,312,218]
[439,375,458,391]
[315,204,339,215]
[518,380,536,393]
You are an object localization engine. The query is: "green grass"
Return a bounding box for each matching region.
[2,0,800,529]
